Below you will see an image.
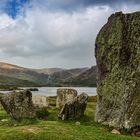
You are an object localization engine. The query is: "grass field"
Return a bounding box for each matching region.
[0,96,139,140]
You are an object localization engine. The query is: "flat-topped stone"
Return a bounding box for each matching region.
[56,88,78,108]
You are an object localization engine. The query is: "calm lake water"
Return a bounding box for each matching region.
[25,87,97,96]
[1,87,97,97]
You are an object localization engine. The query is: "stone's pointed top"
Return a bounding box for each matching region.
[107,11,123,21]
[112,11,123,16]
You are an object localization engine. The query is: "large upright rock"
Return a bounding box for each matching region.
[58,93,88,120]
[0,90,36,120]
[56,88,77,108]
[95,12,140,129]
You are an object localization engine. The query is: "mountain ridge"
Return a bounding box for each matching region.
[0,62,96,87]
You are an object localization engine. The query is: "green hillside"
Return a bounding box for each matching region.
[0,75,38,87]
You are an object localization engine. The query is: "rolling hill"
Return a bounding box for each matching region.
[34,68,64,75]
[0,75,38,87]
[0,62,97,87]
[0,62,49,86]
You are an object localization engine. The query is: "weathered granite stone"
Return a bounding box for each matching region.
[0,90,36,120]
[58,93,88,120]
[32,96,49,108]
[56,88,78,108]
[95,12,140,129]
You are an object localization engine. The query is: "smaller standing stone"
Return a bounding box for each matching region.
[32,96,49,108]
[58,93,88,120]
[56,88,77,108]
[0,90,36,120]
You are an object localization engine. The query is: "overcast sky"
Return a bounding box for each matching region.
[0,0,140,69]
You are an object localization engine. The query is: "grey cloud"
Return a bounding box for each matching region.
[31,0,140,12]
[0,6,110,68]
[0,1,139,68]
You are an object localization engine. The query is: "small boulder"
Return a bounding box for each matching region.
[75,121,81,126]
[58,93,88,120]
[0,90,36,120]
[56,88,77,108]
[111,129,121,135]
[1,119,9,122]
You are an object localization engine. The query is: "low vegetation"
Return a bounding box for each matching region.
[0,96,139,140]
[0,85,19,90]
[0,75,39,88]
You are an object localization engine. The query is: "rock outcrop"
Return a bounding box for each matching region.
[0,90,36,120]
[58,93,88,120]
[56,88,77,108]
[95,12,140,129]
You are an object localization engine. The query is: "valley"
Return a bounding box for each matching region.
[0,62,96,88]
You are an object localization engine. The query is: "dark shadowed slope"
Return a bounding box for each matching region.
[63,66,97,87]
[51,68,89,81]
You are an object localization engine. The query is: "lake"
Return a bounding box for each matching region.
[1,87,97,96]
[25,87,97,96]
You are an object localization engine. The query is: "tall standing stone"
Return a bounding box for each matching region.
[95,12,140,129]
[56,88,78,108]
